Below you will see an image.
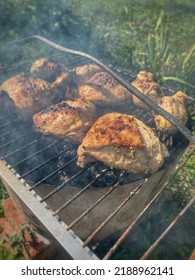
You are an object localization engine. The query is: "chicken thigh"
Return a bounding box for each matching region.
[154,91,188,134]
[0,73,63,117]
[77,112,168,174]
[131,71,164,109]
[33,98,97,143]
[72,64,102,86]
[78,72,131,105]
[30,58,68,82]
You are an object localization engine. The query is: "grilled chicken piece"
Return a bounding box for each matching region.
[30,58,68,82]
[78,72,131,105]
[50,71,73,94]
[131,71,164,109]
[33,98,97,143]
[0,73,63,117]
[77,112,168,174]
[72,64,102,86]
[154,91,188,134]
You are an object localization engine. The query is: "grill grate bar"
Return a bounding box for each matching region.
[0,36,193,260]
[103,177,163,259]
[0,54,61,73]
[103,146,195,260]
[140,195,195,260]
[139,146,195,259]
[0,114,9,121]
[2,140,38,159]
[11,139,61,168]
[82,181,145,247]
[0,52,86,73]
[31,156,77,190]
[29,35,194,144]
[67,178,122,231]
[0,128,17,140]
[0,132,34,149]
[19,149,68,179]
[0,120,20,129]
[53,168,108,216]
[40,169,85,203]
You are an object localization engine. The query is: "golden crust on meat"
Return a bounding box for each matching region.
[73,64,102,85]
[131,71,164,109]
[77,112,168,174]
[81,113,145,149]
[154,91,188,134]
[78,72,129,104]
[0,73,62,117]
[33,98,97,143]
[30,58,68,82]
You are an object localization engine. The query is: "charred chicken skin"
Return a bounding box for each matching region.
[33,98,97,143]
[72,64,102,86]
[77,112,168,174]
[0,73,63,117]
[131,71,164,109]
[78,72,131,105]
[154,91,188,134]
[30,58,68,82]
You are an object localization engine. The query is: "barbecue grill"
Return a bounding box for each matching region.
[0,36,194,260]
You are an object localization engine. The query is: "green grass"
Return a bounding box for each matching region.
[0,0,194,260]
[0,0,194,97]
[65,0,195,95]
[0,180,9,217]
[170,145,195,206]
[0,239,15,260]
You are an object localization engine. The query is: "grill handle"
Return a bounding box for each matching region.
[10,35,195,144]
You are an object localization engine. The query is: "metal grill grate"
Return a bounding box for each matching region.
[0,36,194,260]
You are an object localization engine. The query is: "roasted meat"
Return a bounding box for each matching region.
[30,58,68,82]
[131,71,164,109]
[50,71,73,93]
[33,98,97,143]
[77,112,168,174]
[0,73,63,117]
[154,91,188,134]
[78,72,131,105]
[72,64,102,86]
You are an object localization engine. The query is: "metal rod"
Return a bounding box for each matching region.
[2,140,38,159]
[0,128,17,140]
[19,149,67,179]
[103,182,166,259]
[0,160,98,260]
[0,132,34,149]
[0,51,84,73]
[53,168,108,216]
[0,114,9,120]
[0,120,19,129]
[11,140,61,168]
[67,179,121,231]
[40,169,85,203]
[103,147,195,260]
[31,156,77,189]
[83,181,145,247]
[13,35,194,144]
[140,196,195,260]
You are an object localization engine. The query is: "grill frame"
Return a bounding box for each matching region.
[0,160,98,260]
[0,36,194,260]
